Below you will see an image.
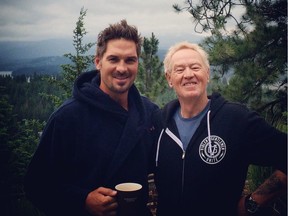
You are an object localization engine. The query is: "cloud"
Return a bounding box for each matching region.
[0,0,208,48]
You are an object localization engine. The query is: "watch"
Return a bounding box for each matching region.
[245,194,260,214]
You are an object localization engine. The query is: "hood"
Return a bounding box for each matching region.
[72,70,146,118]
[160,92,227,127]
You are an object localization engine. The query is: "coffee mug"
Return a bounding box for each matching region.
[115,182,142,216]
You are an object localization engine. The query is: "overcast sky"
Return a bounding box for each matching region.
[0,0,214,48]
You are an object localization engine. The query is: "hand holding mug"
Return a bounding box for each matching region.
[85,187,118,216]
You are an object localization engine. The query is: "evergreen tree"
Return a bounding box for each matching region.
[137,33,174,107]
[0,83,17,215]
[60,7,95,97]
[44,7,95,107]
[0,79,45,215]
[7,74,58,121]
[7,119,45,216]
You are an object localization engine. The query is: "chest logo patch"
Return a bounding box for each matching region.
[199,135,226,164]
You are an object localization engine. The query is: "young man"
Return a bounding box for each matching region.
[153,41,287,216]
[24,20,158,216]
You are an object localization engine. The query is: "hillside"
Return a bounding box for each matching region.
[1,56,73,76]
[0,39,167,76]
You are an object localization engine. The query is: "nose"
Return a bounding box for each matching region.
[183,67,194,78]
[116,60,127,73]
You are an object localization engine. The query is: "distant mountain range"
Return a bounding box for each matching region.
[0,39,76,60]
[0,39,166,76]
[0,39,75,76]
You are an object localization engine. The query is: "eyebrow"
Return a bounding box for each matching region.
[106,55,138,59]
[174,62,201,67]
[126,56,138,60]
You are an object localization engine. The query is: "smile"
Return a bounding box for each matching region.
[183,81,197,86]
[115,76,129,80]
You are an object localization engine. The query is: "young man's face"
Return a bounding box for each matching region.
[166,48,209,102]
[95,38,138,99]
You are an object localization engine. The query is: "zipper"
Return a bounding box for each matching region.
[164,128,186,202]
[181,150,186,195]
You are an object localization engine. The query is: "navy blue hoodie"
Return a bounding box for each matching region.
[24,70,158,216]
[153,92,287,216]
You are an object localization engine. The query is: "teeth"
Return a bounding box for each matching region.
[184,82,195,86]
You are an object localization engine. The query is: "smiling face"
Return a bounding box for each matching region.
[95,38,138,101]
[166,48,209,103]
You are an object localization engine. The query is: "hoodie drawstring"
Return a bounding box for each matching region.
[207,110,212,155]
[156,110,212,166]
[155,129,164,167]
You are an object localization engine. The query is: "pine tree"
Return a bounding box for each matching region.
[44,7,95,107]
[137,33,174,107]
[0,76,46,215]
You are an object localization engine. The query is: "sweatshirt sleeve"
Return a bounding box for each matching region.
[24,114,90,215]
[244,108,287,174]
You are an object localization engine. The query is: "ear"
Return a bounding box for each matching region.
[165,72,173,88]
[95,57,101,70]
